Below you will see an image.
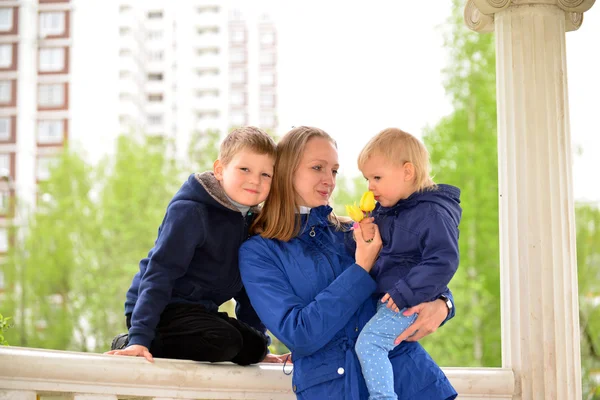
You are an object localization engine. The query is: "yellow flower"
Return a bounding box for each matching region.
[360,191,376,213]
[345,204,364,222]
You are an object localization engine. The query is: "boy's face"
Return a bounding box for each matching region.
[214,149,275,206]
[361,154,415,208]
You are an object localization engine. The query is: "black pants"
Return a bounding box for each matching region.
[126,303,268,365]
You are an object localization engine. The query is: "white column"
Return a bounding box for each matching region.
[0,391,36,400]
[464,1,595,399]
[73,395,117,400]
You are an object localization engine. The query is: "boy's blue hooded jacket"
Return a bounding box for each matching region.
[125,172,264,349]
[372,184,462,309]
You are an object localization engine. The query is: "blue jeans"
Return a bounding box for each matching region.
[355,301,418,400]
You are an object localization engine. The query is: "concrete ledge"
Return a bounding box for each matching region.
[0,346,514,399]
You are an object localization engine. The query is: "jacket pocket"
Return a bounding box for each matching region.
[293,356,345,394]
[172,279,196,299]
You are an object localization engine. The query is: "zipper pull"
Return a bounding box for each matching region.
[309,226,316,237]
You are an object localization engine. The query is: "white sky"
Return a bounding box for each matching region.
[241,1,599,203]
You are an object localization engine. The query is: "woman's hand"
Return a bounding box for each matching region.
[358,217,376,242]
[354,222,382,273]
[394,299,449,345]
[262,353,290,363]
[105,344,154,363]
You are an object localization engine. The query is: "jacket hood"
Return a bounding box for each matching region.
[170,172,260,214]
[377,184,461,226]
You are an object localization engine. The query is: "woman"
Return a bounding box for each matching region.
[239,126,457,399]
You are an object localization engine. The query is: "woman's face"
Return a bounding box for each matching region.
[293,137,339,208]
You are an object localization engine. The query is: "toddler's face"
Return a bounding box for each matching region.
[361,154,415,208]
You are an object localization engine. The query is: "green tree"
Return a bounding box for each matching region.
[85,135,181,350]
[576,203,600,399]
[3,148,97,349]
[420,0,501,367]
[2,136,181,351]
[187,129,221,173]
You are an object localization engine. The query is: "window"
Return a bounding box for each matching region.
[230,50,245,63]
[0,190,10,212]
[0,227,7,252]
[39,48,65,72]
[0,8,13,32]
[39,12,65,37]
[197,111,219,119]
[119,49,131,57]
[147,11,163,19]
[198,6,219,13]
[0,154,10,175]
[119,27,130,36]
[230,68,245,84]
[36,157,58,180]
[38,84,64,107]
[0,118,10,141]
[261,33,275,45]
[260,71,274,85]
[230,91,245,106]
[0,81,11,103]
[38,120,64,144]
[148,93,163,102]
[147,30,162,40]
[148,51,164,61]
[197,47,219,55]
[230,112,245,127]
[260,114,275,127]
[148,114,163,125]
[148,73,163,81]
[231,30,245,43]
[260,93,274,107]
[198,68,218,76]
[260,52,275,65]
[197,89,218,98]
[119,5,131,13]
[198,26,219,35]
[0,44,12,68]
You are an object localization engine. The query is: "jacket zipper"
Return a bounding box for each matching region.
[308,225,337,278]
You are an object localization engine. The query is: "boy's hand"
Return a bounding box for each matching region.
[359,217,376,242]
[105,344,154,363]
[262,352,291,363]
[381,293,400,313]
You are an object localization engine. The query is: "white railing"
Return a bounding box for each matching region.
[0,347,515,399]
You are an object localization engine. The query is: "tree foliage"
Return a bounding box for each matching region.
[2,136,180,351]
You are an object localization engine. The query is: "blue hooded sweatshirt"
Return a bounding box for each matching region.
[372,184,462,309]
[124,172,265,349]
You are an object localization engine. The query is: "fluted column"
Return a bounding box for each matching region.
[464,1,595,399]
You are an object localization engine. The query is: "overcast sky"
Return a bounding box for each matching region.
[241,1,599,203]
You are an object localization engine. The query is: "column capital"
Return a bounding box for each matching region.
[464,0,596,32]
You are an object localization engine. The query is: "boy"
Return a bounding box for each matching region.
[106,126,278,365]
[354,128,461,400]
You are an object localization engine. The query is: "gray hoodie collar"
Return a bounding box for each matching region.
[194,171,261,214]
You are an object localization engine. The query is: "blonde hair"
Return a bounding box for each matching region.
[358,128,435,192]
[251,126,345,241]
[219,126,277,165]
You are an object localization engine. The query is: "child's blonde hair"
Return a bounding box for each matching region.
[219,126,277,165]
[358,128,435,192]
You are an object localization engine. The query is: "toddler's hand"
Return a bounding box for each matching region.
[381,293,400,313]
[359,217,375,242]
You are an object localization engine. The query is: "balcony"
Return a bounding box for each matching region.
[0,346,514,399]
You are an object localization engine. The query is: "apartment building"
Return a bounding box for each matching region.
[0,0,278,292]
